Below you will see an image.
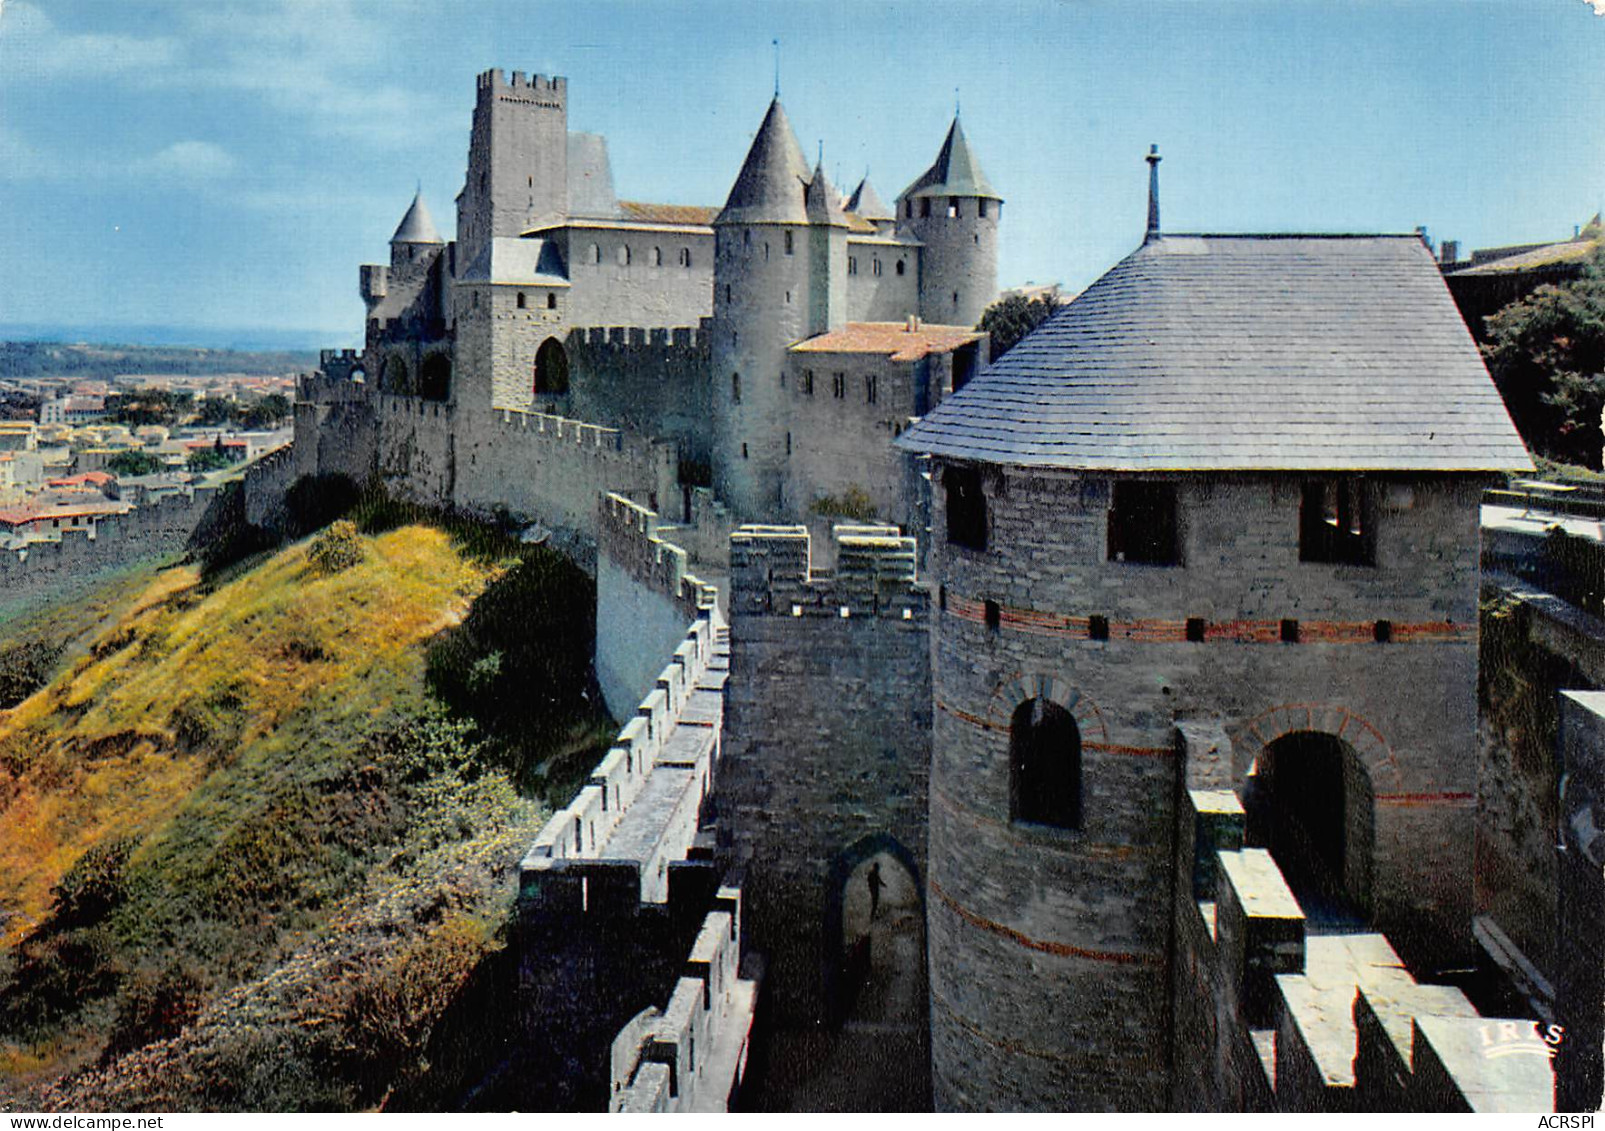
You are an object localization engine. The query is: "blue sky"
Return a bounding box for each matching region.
[1,0,1603,348]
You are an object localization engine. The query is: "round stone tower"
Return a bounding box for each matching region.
[711,99,846,519]
[898,118,1001,328]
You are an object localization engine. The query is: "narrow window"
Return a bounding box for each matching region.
[1281,619,1300,643]
[731,372,741,404]
[741,443,749,459]
[764,241,769,260]
[984,600,1000,631]
[1300,480,1373,565]
[1186,617,1206,643]
[906,200,914,219]
[948,197,960,218]
[516,292,526,309]
[547,293,557,310]
[784,230,794,255]
[588,243,601,264]
[1107,481,1179,565]
[979,199,989,219]
[832,372,846,399]
[803,369,815,396]
[617,245,631,266]
[1374,619,1393,643]
[725,284,732,303]
[1088,615,1110,641]
[680,247,692,267]
[920,198,931,218]
[873,258,883,276]
[653,246,663,266]
[785,432,792,455]
[848,257,858,276]
[945,465,986,550]
[896,259,906,276]
[1011,698,1081,829]
[744,229,751,249]
[866,374,878,404]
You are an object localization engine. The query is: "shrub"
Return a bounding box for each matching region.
[308,521,365,575]
[52,836,139,928]
[0,638,64,708]
[101,962,207,1064]
[810,485,877,521]
[106,450,165,477]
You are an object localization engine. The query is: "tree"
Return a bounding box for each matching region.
[187,444,232,473]
[977,288,1062,359]
[240,392,292,431]
[1482,250,1605,469]
[106,450,164,477]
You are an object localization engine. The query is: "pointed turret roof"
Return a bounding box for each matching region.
[846,177,893,222]
[391,191,443,244]
[900,117,1001,202]
[717,99,812,225]
[805,162,848,228]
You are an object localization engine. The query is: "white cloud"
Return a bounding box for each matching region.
[136,141,239,181]
[0,1,180,80]
[1585,0,1605,15]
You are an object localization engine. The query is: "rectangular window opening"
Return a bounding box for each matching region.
[1374,619,1393,644]
[1108,481,1180,565]
[1088,615,1110,641]
[984,600,1000,631]
[1281,619,1300,644]
[1185,617,1205,643]
[944,465,986,550]
[1300,479,1374,565]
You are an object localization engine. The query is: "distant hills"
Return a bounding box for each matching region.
[0,340,320,383]
[0,323,353,355]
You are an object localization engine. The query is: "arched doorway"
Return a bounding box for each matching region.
[381,354,412,396]
[418,353,451,401]
[1248,730,1374,926]
[533,337,569,396]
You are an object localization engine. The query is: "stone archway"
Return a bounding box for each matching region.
[533,337,569,396]
[381,352,413,396]
[1246,730,1376,927]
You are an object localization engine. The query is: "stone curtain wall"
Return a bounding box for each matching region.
[595,493,718,720]
[0,486,220,617]
[717,523,931,1027]
[568,327,712,466]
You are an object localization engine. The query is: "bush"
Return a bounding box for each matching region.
[810,485,877,521]
[102,962,207,1064]
[52,836,139,928]
[308,521,365,575]
[0,638,64,708]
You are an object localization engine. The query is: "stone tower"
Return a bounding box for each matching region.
[456,69,569,269]
[899,118,1002,328]
[710,99,841,519]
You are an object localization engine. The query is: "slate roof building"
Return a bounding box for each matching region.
[897,186,1532,1108]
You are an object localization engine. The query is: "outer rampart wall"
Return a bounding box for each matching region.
[596,492,718,720]
[717,523,931,1027]
[0,486,219,617]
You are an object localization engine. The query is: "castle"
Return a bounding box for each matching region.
[289,69,1603,1112]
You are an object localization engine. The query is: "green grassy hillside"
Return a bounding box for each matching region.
[0,521,601,1110]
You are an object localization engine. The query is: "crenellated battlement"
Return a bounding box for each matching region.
[477,68,567,97]
[599,492,717,619]
[575,325,709,351]
[1172,786,1555,1112]
[729,522,923,620]
[521,610,726,908]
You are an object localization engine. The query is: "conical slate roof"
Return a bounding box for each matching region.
[805,162,848,227]
[391,191,443,244]
[846,177,893,221]
[900,118,1001,202]
[717,99,811,225]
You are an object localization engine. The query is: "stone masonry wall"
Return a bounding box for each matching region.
[596,492,718,720]
[925,466,1491,1111]
[568,327,712,465]
[717,523,931,1027]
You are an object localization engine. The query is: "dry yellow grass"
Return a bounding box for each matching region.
[0,526,499,946]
